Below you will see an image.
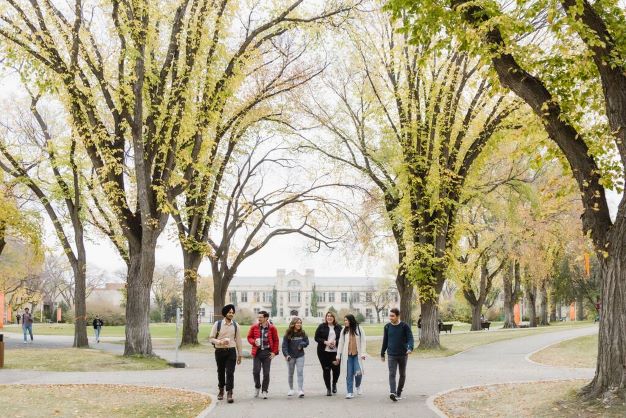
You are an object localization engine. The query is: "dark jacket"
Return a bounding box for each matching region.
[282,332,309,359]
[247,322,280,357]
[314,322,342,354]
[93,318,104,329]
[381,321,414,357]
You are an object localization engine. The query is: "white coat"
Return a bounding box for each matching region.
[336,325,367,375]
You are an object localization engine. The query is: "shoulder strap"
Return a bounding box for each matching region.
[216,320,223,338]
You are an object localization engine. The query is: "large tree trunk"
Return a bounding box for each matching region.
[549,287,557,322]
[124,237,157,356]
[502,259,520,328]
[526,284,537,328]
[71,220,88,348]
[576,293,585,321]
[418,300,440,349]
[212,264,234,321]
[396,268,414,326]
[539,281,549,326]
[181,252,202,346]
[470,304,482,331]
[584,250,626,398]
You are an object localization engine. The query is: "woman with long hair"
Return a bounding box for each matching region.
[314,311,342,396]
[282,317,309,397]
[334,314,366,399]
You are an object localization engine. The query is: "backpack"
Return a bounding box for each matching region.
[212,319,238,347]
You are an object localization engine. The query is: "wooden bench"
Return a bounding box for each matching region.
[438,323,453,333]
[480,321,491,330]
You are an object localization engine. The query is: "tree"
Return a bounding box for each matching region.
[151,265,182,323]
[0,94,90,347]
[271,287,278,317]
[296,2,522,348]
[0,175,41,259]
[0,0,356,356]
[368,279,394,323]
[199,137,357,323]
[310,284,319,318]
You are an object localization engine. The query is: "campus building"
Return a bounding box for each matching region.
[225,269,399,323]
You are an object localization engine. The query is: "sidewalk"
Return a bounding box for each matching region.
[0,325,598,417]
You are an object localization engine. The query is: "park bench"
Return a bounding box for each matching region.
[438,323,453,333]
[480,321,491,330]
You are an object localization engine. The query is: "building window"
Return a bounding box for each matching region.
[229,291,237,303]
[263,292,272,303]
[199,308,206,317]
[341,292,348,303]
[366,292,372,302]
[352,292,360,303]
[254,308,260,315]
[253,292,261,302]
[328,292,335,302]
[288,279,300,287]
[279,308,284,317]
[366,308,372,318]
[241,292,248,302]
[317,292,326,303]
[305,308,309,317]
[289,291,301,303]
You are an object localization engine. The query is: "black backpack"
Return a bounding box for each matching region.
[212,319,238,347]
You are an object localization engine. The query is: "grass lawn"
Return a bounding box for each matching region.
[529,334,597,368]
[3,348,169,372]
[367,320,596,357]
[435,380,626,418]
[0,384,210,418]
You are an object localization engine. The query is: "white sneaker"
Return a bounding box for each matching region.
[298,390,304,398]
[23,341,27,344]
[356,386,363,395]
[262,391,268,399]
[287,389,295,396]
[345,393,353,399]
[254,388,260,398]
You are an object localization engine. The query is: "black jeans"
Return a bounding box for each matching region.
[387,354,408,395]
[215,347,237,391]
[318,350,340,389]
[253,349,273,391]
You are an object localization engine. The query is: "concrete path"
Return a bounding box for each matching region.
[0,325,598,417]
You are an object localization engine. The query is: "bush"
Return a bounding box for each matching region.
[439,298,472,323]
[150,309,162,323]
[355,312,365,323]
[236,308,255,325]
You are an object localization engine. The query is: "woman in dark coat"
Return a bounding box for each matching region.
[314,311,342,396]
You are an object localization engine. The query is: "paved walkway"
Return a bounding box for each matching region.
[0,325,598,417]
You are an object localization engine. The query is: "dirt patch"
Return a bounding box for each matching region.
[1,384,210,418]
[435,380,626,418]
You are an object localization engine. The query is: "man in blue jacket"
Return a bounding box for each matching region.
[380,308,414,402]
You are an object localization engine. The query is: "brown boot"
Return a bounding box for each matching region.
[217,387,224,400]
[227,390,234,403]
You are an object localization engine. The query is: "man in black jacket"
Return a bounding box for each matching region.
[380,308,414,401]
[92,315,104,343]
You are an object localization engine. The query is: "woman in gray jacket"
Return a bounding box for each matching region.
[282,317,309,398]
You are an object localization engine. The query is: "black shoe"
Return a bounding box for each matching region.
[217,387,224,400]
[227,390,234,403]
[332,383,337,393]
[326,388,332,396]
[396,391,403,400]
[390,393,397,402]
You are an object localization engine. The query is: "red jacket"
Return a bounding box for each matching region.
[247,322,279,357]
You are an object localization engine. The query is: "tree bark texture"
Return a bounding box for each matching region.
[502,259,520,328]
[526,285,537,327]
[124,238,157,356]
[181,252,202,346]
[539,281,549,326]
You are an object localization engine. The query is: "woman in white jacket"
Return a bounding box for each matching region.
[333,314,366,398]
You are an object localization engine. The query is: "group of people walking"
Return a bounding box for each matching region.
[210,305,414,404]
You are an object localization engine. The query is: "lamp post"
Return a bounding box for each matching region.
[167,306,186,368]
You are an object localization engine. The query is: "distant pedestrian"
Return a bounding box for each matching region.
[209,304,242,404]
[92,315,104,343]
[247,310,279,399]
[314,311,342,396]
[334,314,366,399]
[381,308,414,402]
[22,308,34,343]
[16,314,21,325]
[282,317,309,398]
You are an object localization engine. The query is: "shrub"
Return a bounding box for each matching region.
[236,308,255,325]
[150,309,162,323]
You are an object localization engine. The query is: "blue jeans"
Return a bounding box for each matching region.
[23,325,33,342]
[346,354,362,394]
[94,327,101,341]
